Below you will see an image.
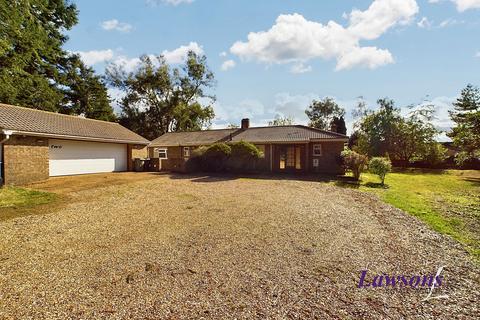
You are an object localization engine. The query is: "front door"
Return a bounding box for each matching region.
[277,145,304,172]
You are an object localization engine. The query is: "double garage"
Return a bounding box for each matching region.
[0,103,149,186]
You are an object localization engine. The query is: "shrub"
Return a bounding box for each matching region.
[227,141,263,172]
[368,157,392,185]
[341,149,368,181]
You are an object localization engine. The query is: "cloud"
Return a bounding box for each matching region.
[439,18,464,27]
[101,19,133,33]
[221,60,236,71]
[429,0,480,11]
[161,42,203,64]
[219,51,227,57]
[74,49,114,66]
[147,0,194,6]
[476,51,480,58]
[104,42,203,72]
[290,63,312,74]
[230,0,418,72]
[417,17,432,28]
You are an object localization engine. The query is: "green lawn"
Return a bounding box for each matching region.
[337,169,480,261]
[0,187,57,220]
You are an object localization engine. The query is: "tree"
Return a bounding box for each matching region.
[305,97,345,130]
[0,0,115,121]
[0,0,78,111]
[448,84,480,164]
[354,98,403,157]
[268,115,294,126]
[369,157,392,185]
[107,52,216,140]
[62,55,116,121]
[331,116,347,135]
[352,99,442,166]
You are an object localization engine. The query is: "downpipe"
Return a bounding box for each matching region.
[0,130,13,186]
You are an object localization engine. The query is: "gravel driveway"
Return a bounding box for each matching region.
[0,173,478,319]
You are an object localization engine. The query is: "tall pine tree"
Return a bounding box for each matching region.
[448,84,480,164]
[0,0,115,120]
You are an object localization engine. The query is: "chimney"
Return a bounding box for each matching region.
[241,118,250,129]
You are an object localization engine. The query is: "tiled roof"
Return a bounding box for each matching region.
[0,103,149,144]
[150,125,347,147]
[230,125,347,143]
[149,129,238,147]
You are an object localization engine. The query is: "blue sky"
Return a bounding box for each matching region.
[65,0,480,136]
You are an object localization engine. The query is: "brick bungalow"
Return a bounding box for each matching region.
[149,119,348,174]
[0,104,149,186]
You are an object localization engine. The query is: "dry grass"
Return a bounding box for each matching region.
[0,173,478,319]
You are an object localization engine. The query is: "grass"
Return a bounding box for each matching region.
[336,169,480,262]
[0,187,58,221]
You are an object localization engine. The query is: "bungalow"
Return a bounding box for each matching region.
[149,119,348,174]
[0,104,150,186]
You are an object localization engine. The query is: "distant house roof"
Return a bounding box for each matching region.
[0,103,149,145]
[150,129,238,147]
[230,125,347,143]
[149,125,347,147]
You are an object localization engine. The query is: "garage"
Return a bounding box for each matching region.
[49,139,127,176]
[0,103,150,186]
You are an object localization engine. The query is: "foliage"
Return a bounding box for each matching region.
[352,99,441,165]
[448,84,480,164]
[62,55,116,121]
[187,142,263,173]
[421,143,448,167]
[268,115,294,126]
[368,157,392,185]
[341,149,368,181]
[0,0,114,120]
[305,97,345,130]
[228,141,263,171]
[331,116,347,135]
[107,52,216,140]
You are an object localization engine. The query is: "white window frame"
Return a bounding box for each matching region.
[156,148,168,159]
[313,144,322,156]
[183,147,190,158]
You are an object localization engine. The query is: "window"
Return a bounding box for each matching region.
[183,147,190,158]
[313,144,322,156]
[156,148,168,159]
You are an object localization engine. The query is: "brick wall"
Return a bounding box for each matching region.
[128,144,148,171]
[309,141,345,174]
[3,135,49,186]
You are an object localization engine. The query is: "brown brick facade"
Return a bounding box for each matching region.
[2,135,49,186]
[127,145,149,171]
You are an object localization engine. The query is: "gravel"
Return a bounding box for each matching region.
[0,173,479,319]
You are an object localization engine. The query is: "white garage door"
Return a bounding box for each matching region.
[49,139,127,177]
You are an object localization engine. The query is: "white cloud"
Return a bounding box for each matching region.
[230,0,418,72]
[476,51,480,58]
[74,49,114,66]
[417,17,432,28]
[439,18,464,27]
[290,63,312,74]
[147,0,194,6]
[161,42,203,64]
[221,60,236,71]
[111,55,143,72]
[219,51,227,57]
[429,0,480,11]
[101,19,133,33]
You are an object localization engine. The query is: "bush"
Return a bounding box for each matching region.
[368,157,392,185]
[341,149,368,181]
[203,143,231,172]
[227,141,263,172]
